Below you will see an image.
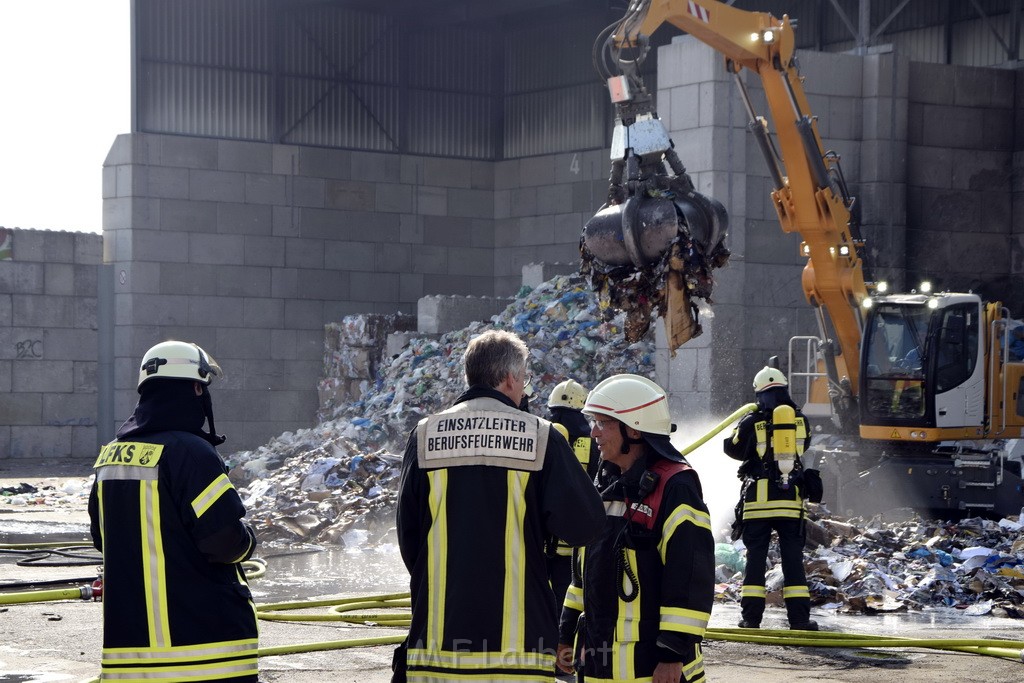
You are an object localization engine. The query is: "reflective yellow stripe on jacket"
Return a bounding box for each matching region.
[742,479,804,521]
[100,638,259,682]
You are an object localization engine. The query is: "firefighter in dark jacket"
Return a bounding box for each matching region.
[557,374,715,683]
[396,330,605,683]
[724,365,817,631]
[545,378,601,621]
[88,341,258,683]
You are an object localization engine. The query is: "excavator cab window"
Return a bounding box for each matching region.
[933,304,978,393]
[862,304,931,421]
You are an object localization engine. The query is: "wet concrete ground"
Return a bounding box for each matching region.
[3,470,1024,682]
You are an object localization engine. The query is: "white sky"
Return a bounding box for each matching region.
[0,1,130,234]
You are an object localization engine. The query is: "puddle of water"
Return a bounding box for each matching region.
[0,523,90,544]
[251,543,409,602]
[710,602,1019,635]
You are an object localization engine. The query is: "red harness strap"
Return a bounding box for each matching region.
[626,460,692,531]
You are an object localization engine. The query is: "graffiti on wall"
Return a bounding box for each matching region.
[15,339,43,359]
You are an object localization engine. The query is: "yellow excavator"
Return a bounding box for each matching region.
[581,0,1024,517]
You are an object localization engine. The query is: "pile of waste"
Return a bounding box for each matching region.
[714,507,1024,618]
[227,273,655,544]
[0,480,91,508]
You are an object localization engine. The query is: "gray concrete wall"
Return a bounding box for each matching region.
[906,62,1020,311]
[0,228,102,460]
[1016,70,1024,313]
[492,152,608,296]
[102,135,499,451]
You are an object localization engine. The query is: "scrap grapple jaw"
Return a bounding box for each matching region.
[581,90,730,352]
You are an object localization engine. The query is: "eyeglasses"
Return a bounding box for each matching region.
[587,416,619,429]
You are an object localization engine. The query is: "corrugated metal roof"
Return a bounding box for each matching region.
[134,0,1022,156]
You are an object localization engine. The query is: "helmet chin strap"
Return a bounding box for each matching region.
[618,422,644,454]
[198,385,226,446]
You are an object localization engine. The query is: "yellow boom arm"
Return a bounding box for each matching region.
[615,0,868,393]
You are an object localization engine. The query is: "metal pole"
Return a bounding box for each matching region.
[858,0,871,55]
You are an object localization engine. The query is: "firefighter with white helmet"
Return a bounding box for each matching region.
[88,341,259,683]
[557,374,715,683]
[724,361,819,631]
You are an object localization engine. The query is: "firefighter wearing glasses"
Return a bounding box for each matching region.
[88,341,259,683]
[557,374,715,683]
[724,365,817,631]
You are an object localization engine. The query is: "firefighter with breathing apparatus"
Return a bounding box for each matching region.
[724,364,821,631]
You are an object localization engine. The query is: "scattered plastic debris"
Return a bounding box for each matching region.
[0,480,90,508]
[227,273,656,544]
[714,507,1024,618]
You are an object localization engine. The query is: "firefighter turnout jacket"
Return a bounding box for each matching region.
[559,454,715,683]
[549,406,601,558]
[396,386,605,682]
[723,407,809,521]
[88,387,258,683]
[723,404,813,627]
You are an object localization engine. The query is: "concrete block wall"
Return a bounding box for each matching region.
[857,53,909,286]
[0,228,102,460]
[1015,70,1024,316]
[906,62,1019,311]
[103,134,499,451]
[492,151,609,296]
[418,295,514,335]
[654,37,853,417]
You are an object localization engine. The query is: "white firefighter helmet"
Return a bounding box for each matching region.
[138,341,222,391]
[548,379,588,410]
[583,374,671,435]
[753,366,788,393]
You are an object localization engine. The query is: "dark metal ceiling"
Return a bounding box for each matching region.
[280,0,619,26]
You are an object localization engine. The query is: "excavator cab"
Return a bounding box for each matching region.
[859,292,994,441]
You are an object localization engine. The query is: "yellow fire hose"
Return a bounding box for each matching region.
[13,577,1024,673]
[0,585,98,604]
[0,557,265,604]
[678,402,757,456]
[251,592,1024,662]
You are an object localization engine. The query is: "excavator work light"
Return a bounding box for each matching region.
[762,30,775,43]
[862,297,873,309]
[920,281,933,293]
[927,298,939,309]
[839,245,850,256]
[876,281,889,293]
[750,32,760,42]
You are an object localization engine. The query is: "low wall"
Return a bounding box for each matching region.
[0,228,103,460]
